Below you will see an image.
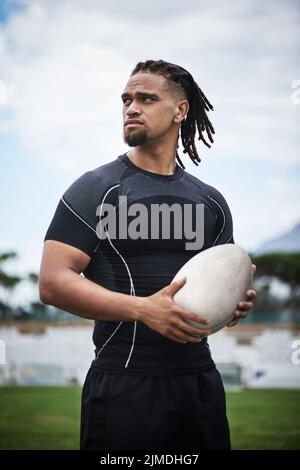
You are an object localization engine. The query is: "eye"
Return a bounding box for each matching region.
[143,97,153,102]
[122,99,131,106]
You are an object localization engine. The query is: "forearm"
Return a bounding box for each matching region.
[40,269,144,322]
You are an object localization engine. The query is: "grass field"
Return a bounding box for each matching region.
[0,387,299,450]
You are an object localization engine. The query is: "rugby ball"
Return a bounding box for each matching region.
[172,244,253,334]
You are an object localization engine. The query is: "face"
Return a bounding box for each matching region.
[122,72,188,147]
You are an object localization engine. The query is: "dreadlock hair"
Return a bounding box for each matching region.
[130,59,215,169]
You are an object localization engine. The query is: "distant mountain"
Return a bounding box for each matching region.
[255,222,300,253]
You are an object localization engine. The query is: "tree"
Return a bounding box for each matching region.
[0,252,22,319]
[251,252,300,323]
[251,252,300,288]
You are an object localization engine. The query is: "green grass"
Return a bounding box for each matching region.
[0,387,299,449]
[0,387,81,450]
[226,389,300,450]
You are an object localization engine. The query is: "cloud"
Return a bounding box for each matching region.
[232,175,300,249]
[0,0,299,268]
[0,0,298,172]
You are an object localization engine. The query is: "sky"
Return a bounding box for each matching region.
[0,0,299,300]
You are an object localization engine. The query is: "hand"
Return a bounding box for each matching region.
[227,264,257,327]
[138,277,211,344]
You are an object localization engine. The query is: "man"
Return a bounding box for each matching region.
[39,59,256,450]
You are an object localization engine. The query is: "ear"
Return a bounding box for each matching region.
[174,99,189,124]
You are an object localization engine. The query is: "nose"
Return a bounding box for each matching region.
[126,100,141,116]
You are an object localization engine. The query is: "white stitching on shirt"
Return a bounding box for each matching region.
[224,234,234,244]
[61,197,97,234]
[207,195,226,246]
[182,174,233,246]
[96,184,137,369]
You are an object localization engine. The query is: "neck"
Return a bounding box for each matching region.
[127,142,178,176]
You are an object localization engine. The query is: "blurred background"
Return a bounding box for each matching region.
[0,0,299,450]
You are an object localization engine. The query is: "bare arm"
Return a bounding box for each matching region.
[39,240,142,322]
[39,240,211,344]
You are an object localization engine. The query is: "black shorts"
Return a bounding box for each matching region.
[80,363,231,450]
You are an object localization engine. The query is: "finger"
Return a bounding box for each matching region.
[233,309,248,319]
[167,332,188,344]
[252,264,256,273]
[174,329,210,343]
[237,301,253,311]
[165,277,187,297]
[166,329,206,344]
[227,319,239,327]
[175,319,211,337]
[176,306,210,325]
[187,335,208,343]
[246,290,256,299]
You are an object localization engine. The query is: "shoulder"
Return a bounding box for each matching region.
[61,154,127,226]
[64,155,126,201]
[182,169,232,214]
[182,170,235,244]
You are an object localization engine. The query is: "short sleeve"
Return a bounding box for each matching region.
[44,171,100,257]
[207,187,235,246]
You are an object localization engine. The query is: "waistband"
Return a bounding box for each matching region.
[92,342,215,376]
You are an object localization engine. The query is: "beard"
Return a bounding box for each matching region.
[123,128,148,147]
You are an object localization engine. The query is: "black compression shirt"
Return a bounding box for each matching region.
[44,152,235,375]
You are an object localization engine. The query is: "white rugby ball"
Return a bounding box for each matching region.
[172,244,253,335]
